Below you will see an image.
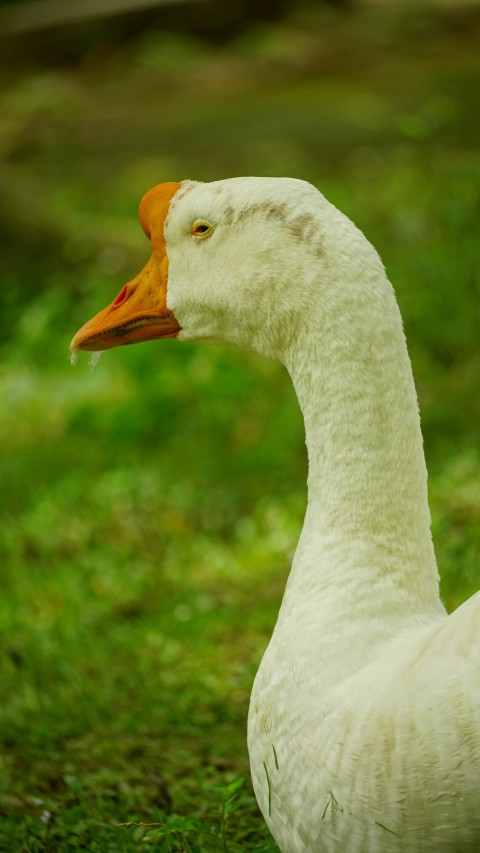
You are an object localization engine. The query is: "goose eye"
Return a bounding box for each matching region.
[191,220,214,238]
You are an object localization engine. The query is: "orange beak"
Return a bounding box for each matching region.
[70,181,182,353]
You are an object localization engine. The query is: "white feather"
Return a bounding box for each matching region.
[88,351,102,369]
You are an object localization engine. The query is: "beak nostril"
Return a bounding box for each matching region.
[112,285,129,307]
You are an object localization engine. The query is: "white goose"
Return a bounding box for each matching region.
[71,177,480,852]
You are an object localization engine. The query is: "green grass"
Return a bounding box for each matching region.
[1,3,480,850]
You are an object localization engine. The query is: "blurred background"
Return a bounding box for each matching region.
[0,0,479,849]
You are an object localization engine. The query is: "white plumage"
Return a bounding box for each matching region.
[72,177,480,852]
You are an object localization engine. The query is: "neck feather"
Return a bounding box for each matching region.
[282,269,443,621]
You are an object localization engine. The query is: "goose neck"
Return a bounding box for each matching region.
[282,280,443,619]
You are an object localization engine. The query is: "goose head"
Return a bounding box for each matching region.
[71,176,381,363]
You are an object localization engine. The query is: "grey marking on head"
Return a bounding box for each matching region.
[287,211,325,256]
[234,201,288,224]
[194,186,326,257]
[287,212,315,238]
[224,204,235,225]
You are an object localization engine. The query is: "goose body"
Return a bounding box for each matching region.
[72,177,480,851]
